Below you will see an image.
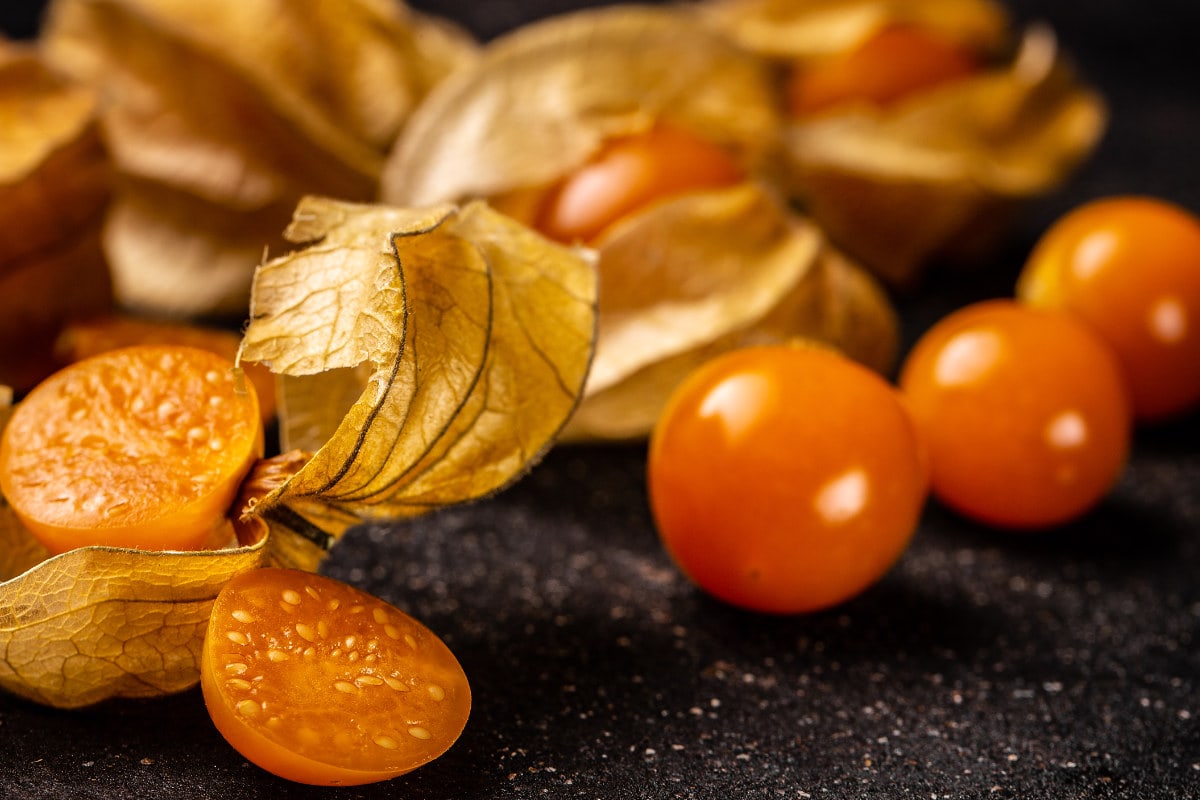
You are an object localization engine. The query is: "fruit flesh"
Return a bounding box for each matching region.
[201,568,471,786]
[55,314,278,423]
[0,345,263,553]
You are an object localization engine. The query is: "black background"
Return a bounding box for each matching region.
[3,1,1200,798]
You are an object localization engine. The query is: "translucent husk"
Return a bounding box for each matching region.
[697,0,1107,286]
[561,182,897,441]
[381,4,783,208]
[40,0,479,316]
[0,40,113,391]
[699,0,1010,61]
[0,216,111,392]
[382,4,898,441]
[0,196,597,707]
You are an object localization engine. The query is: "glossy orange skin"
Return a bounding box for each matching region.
[899,300,1131,530]
[647,345,928,614]
[202,568,471,786]
[1017,196,1200,422]
[536,124,744,244]
[0,345,262,553]
[787,25,979,116]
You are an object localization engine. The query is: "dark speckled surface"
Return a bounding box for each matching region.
[3,1,1199,798]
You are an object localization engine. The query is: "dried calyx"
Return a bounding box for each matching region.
[384,4,899,441]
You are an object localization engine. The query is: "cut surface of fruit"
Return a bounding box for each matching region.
[0,345,263,553]
[201,568,471,786]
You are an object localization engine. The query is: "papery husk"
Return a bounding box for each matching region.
[0,518,268,709]
[0,194,595,707]
[0,40,113,391]
[784,26,1105,285]
[41,0,479,316]
[380,4,898,442]
[562,182,897,441]
[101,176,295,316]
[0,395,270,709]
[239,196,597,528]
[0,41,111,266]
[699,0,1009,61]
[382,3,782,209]
[699,0,1106,286]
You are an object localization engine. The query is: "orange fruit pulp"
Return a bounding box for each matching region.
[56,314,278,424]
[0,344,263,553]
[201,568,471,786]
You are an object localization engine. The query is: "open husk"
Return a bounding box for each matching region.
[40,0,479,316]
[700,0,1010,60]
[0,361,266,708]
[382,4,782,207]
[0,524,267,709]
[0,39,112,392]
[239,197,598,533]
[562,182,896,440]
[383,4,898,440]
[0,385,269,708]
[699,0,1107,286]
[0,196,597,707]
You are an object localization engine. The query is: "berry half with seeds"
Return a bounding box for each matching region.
[0,344,262,553]
[201,568,471,786]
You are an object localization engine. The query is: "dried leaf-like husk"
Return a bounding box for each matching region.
[0,40,112,391]
[785,26,1105,284]
[239,196,597,524]
[380,5,897,442]
[700,0,1106,285]
[0,41,110,265]
[562,182,897,441]
[0,398,269,709]
[0,526,268,709]
[381,4,782,208]
[699,0,1009,61]
[41,0,479,316]
[232,450,358,574]
[100,176,295,317]
[43,0,478,202]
